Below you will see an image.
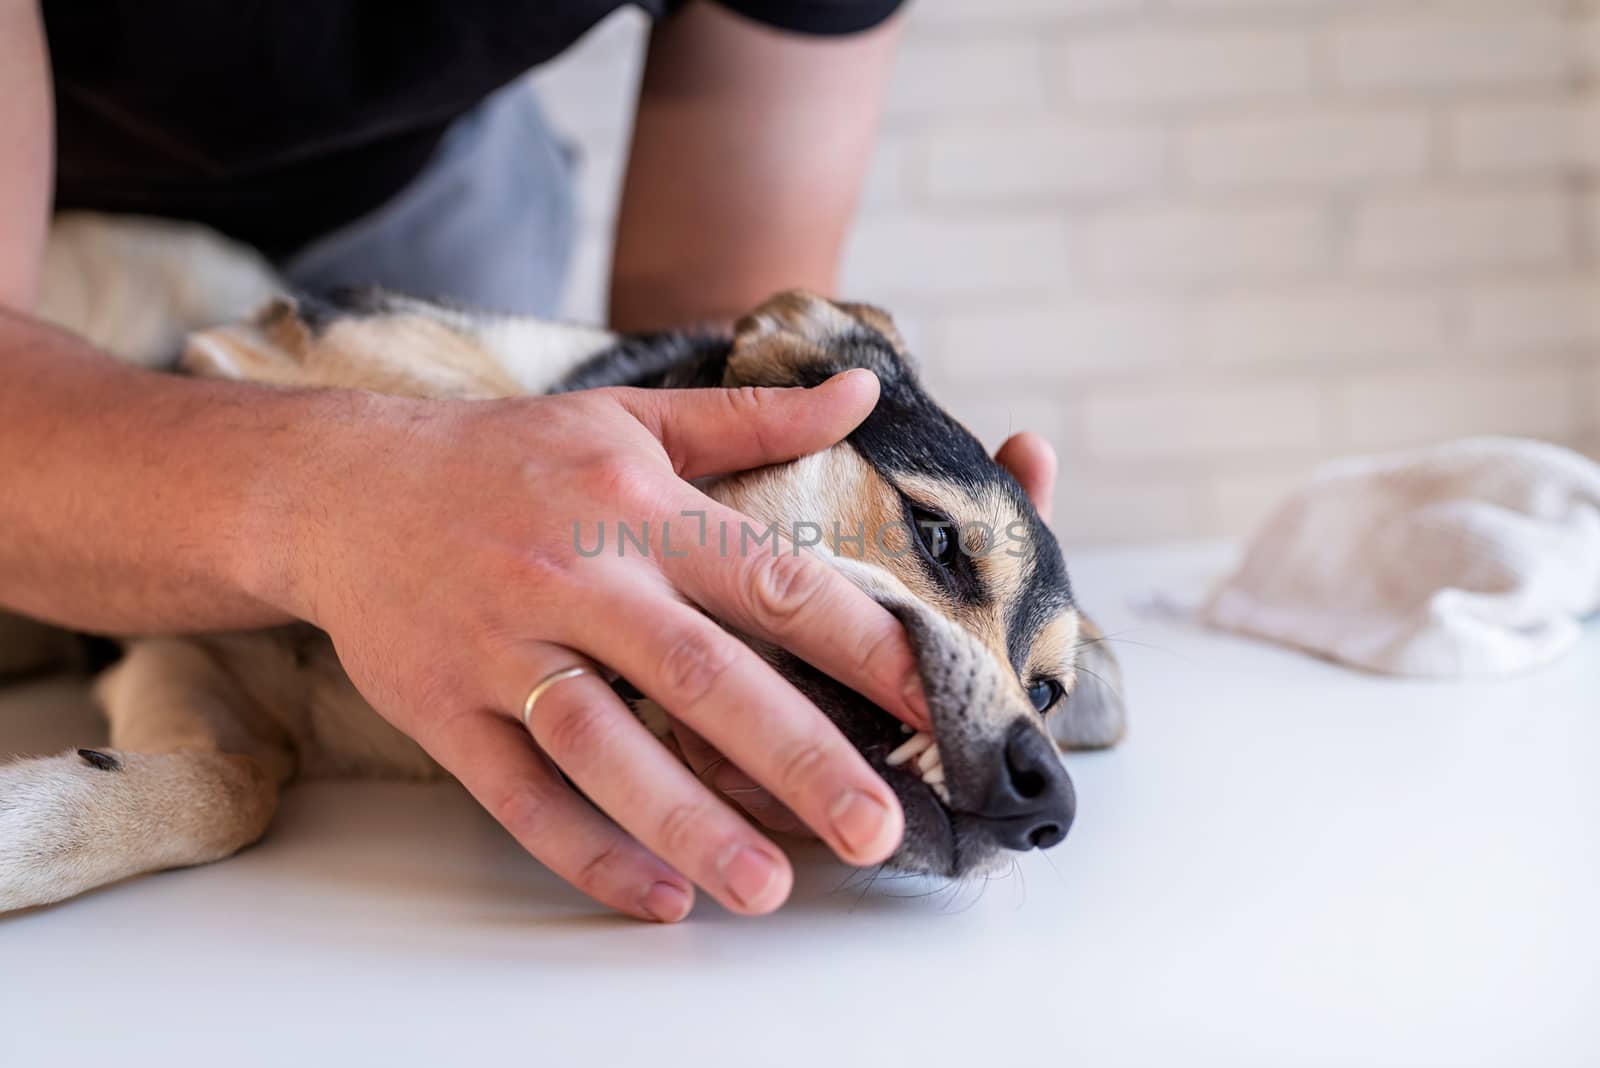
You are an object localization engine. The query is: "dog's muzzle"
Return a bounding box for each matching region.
[815,554,1077,873]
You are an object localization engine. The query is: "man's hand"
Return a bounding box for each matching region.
[255,369,928,921]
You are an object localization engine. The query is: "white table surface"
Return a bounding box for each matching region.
[2,543,1595,1068]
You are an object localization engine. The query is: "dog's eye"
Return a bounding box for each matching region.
[915,514,957,568]
[903,500,981,600]
[1027,679,1064,714]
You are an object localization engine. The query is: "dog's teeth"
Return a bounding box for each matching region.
[886,731,933,767]
[888,732,950,801]
[900,723,913,735]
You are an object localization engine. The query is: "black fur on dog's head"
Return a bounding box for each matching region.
[571,291,1126,877]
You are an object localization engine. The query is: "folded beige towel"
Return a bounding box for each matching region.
[1201,437,1600,678]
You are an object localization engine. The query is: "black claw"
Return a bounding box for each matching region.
[77,748,121,772]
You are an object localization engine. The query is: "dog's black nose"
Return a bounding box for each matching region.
[973,721,1076,851]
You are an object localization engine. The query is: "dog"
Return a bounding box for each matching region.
[0,214,1125,913]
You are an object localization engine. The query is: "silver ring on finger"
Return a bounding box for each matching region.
[521,664,595,728]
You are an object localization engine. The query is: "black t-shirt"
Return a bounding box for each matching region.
[41,1,903,259]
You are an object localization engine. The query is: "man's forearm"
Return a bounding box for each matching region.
[609,1,900,332]
[0,0,55,310]
[0,308,359,632]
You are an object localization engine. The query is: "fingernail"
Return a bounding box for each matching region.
[829,789,893,859]
[641,881,692,923]
[823,368,878,390]
[718,844,781,910]
[902,671,931,729]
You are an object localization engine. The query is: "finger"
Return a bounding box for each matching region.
[659,495,930,730]
[995,431,1057,523]
[419,704,695,923]
[508,656,796,915]
[671,719,811,837]
[565,591,905,868]
[611,368,880,480]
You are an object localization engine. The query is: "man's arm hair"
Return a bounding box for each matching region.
[608,0,902,332]
[0,3,343,634]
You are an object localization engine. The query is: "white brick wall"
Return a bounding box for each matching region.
[937,300,1190,379]
[1197,286,1447,367]
[533,0,1600,545]
[1459,279,1600,352]
[924,121,1167,202]
[1447,98,1594,175]
[843,214,1071,297]
[1056,28,1313,105]
[1084,202,1330,283]
[1334,365,1586,450]
[1348,188,1574,275]
[1083,382,1327,460]
[1328,14,1571,92]
[1182,110,1431,188]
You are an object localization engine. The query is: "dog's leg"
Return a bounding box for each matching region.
[0,638,293,912]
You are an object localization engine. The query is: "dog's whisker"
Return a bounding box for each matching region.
[1069,664,1126,703]
[849,862,886,912]
[1073,629,1187,663]
[897,878,958,901]
[939,876,975,914]
[1039,848,1067,892]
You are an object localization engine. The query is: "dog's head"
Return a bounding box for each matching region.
[689,292,1124,877]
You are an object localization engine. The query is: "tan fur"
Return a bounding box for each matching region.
[186,300,524,400]
[834,301,910,355]
[1028,614,1084,697]
[1048,614,1127,750]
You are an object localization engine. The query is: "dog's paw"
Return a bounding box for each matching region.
[1,746,281,913]
[0,749,127,912]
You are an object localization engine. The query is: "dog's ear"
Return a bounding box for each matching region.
[725,289,912,389]
[832,300,910,356]
[1050,612,1127,750]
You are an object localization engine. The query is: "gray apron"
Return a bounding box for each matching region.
[280,77,579,318]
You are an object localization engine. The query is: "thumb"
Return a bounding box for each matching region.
[615,369,881,480]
